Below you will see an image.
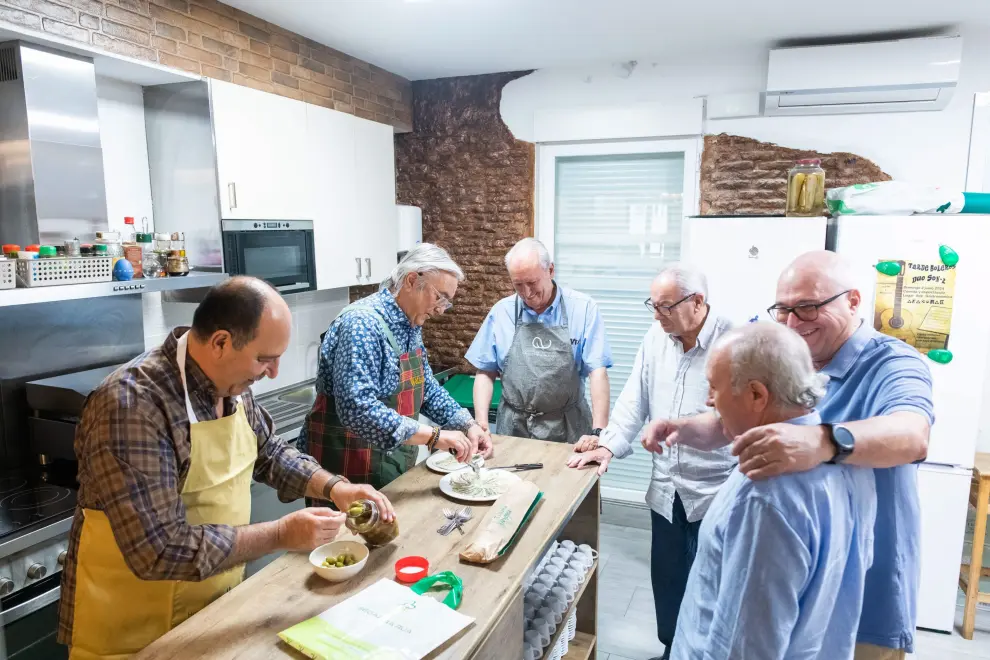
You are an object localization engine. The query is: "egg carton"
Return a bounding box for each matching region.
[0,259,13,290]
[16,256,112,287]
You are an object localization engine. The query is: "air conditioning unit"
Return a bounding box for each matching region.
[764,36,962,116]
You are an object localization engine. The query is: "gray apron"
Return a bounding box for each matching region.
[495,293,593,443]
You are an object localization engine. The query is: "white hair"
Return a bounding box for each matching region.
[716,322,829,410]
[381,243,464,294]
[505,237,552,271]
[657,263,708,300]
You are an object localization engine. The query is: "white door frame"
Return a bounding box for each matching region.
[535,138,703,257]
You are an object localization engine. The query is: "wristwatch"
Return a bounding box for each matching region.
[824,424,855,464]
[591,428,604,437]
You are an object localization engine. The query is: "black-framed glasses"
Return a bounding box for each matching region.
[644,293,696,317]
[767,290,851,322]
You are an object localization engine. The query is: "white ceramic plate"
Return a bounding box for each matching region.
[438,468,520,502]
[426,450,484,474]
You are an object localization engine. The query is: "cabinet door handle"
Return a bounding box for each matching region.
[228,183,237,209]
[364,258,371,279]
[355,258,362,280]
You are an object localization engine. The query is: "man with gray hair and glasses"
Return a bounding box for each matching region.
[302,243,492,491]
[568,263,734,660]
[671,321,876,660]
[466,237,613,444]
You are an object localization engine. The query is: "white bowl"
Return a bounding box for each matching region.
[309,540,369,582]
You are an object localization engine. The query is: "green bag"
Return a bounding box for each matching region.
[410,571,464,610]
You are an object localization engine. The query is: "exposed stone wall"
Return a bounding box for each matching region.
[394,72,535,372]
[0,0,412,130]
[701,133,891,215]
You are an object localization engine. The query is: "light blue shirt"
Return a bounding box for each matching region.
[464,284,613,377]
[672,411,878,660]
[817,323,935,652]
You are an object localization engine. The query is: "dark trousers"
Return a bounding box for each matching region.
[651,493,703,648]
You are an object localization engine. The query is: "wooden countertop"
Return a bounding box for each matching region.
[136,435,600,659]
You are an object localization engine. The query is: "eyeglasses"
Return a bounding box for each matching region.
[767,290,851,322]
[420,274,453,312]
[643,293,696,317]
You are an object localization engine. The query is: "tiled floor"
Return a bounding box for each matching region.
[595,523,990,660]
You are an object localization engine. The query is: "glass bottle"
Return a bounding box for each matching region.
[785,159,826,217]
[344,500,399,547]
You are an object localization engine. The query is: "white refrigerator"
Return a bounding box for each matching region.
[684,214,988,633]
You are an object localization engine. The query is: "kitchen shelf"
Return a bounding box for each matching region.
[562,632,596,660]
[541,559,598,660]
[0,271,227,308]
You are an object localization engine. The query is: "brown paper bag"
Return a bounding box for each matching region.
[460,480,541,564]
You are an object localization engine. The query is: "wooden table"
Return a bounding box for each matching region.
[137,435,601,659]
[960,452,990,640]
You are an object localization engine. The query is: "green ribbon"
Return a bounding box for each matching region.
[410,571,464,610]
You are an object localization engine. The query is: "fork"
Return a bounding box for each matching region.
[451,506,473,535]
[437,508,459,535]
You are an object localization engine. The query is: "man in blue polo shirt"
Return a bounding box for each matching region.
[646,251,933,660]
[465,238,613,444]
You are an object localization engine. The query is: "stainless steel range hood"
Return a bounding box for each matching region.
[0,41,108,247]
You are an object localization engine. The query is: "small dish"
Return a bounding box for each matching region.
[309,539,369,583]
[426,450,485,474]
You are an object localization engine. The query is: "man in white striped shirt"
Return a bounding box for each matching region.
[569,264,736,660]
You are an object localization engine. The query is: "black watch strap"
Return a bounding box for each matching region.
[591,428,603,437]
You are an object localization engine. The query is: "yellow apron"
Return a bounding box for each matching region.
[69,331,257,660]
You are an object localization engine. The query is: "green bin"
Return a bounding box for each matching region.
[442,374,501,424]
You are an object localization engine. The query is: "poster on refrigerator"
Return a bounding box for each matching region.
[873,259,956,354]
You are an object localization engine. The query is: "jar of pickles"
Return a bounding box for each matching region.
[785,159,826,217]
[344,500,399,547]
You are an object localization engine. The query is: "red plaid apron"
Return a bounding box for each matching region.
[305,306,425,490]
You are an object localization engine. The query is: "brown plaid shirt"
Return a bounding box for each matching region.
[57,327,321,645]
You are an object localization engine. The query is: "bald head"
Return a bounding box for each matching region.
[774,250,862,368]
[505,238,556,313]
[189,276,291,396]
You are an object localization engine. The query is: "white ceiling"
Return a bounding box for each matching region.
[224,0,990,81]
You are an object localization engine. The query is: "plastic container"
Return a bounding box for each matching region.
[2,245,20,259]
[786,159,826,217]
[344,499,398,547]
[95,231,123,259]
[37,245,57,258]
[394,555,429,584]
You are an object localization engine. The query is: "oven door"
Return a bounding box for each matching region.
[222,222,317,294]
[1,573,67,660]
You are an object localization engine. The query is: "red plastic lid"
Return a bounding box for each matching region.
[25,245,40,252]
[394,556,429,584]
[796,158,822,165]
[2,244,20,253]
[124,216,135,225]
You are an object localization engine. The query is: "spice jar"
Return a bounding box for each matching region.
[785,159,826,217]
[64,239,80,258]
[95,231,123,259]
[344,499,399,547]
[166,249,189,277]
[37,245,57,259]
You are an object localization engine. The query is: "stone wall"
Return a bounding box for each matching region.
[394,72,535,372]
[0,0,412,130]
[701,133,891,215]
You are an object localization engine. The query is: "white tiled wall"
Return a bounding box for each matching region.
[142,288,349,395]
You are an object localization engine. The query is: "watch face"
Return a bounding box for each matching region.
[833,425,855,452]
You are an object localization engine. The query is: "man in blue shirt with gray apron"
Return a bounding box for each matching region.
[466,238,613,443]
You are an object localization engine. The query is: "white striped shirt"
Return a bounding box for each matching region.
[600,311,736,523]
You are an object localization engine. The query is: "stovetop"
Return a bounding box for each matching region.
[0,463,77,541]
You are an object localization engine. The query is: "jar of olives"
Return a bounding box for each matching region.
[345,499,398,547]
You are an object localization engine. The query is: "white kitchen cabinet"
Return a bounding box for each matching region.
[306,104,362,290]
[306,106,397,290]
[352,116,398,283]
[210,79,308,220]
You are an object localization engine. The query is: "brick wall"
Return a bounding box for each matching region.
[701,133,891,215]
[0,0,412,130]
[393,72,535,373]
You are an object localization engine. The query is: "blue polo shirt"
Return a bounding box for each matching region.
[465,283,613,377]
[672,411,878,660]
[818,322,935,652]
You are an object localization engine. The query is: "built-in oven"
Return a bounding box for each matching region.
[221,220,317,294]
